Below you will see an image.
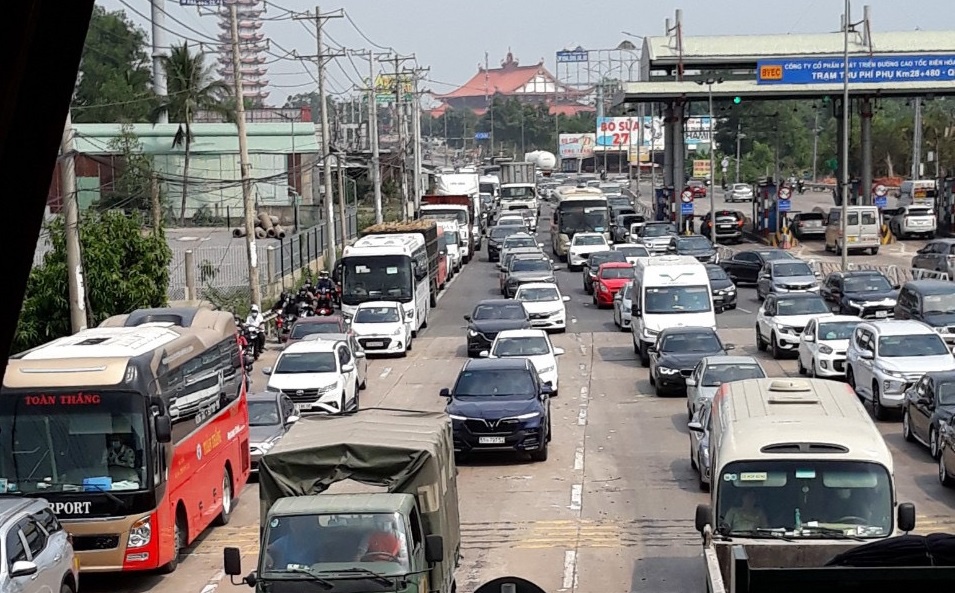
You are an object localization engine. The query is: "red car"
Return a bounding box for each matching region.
[687,179,708,199]
[593,262,634,308]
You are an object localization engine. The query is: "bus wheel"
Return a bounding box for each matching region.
[159,512,186,574]
[214,469,234,526]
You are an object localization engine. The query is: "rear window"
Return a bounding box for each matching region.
[798,212,824,221]
[908,208,933,217]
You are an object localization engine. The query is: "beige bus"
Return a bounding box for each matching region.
[693,378,914,541]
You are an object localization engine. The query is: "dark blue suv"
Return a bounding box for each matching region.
[441,357,552,462]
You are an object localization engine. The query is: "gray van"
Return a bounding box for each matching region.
[824,206,880,255]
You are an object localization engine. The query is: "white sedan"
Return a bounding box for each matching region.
[513,282,571,332]
[481,329,564,394]
[797,314,862,378]
[348,301,412,356]
[567,232,611,271]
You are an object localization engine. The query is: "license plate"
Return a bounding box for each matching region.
[718,225,734,230]
[848,236,857,242]
[299,403,314,410]
[875,310,888,318]
[366,341,384,347]
[478,436,506,445]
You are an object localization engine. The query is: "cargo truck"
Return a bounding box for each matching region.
[434,173,483,251]
[499,162,539,215]
[223,410,461,593]
[420,195,476,262]
[360,220,440,307]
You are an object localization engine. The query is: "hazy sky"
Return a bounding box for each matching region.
[102,0,955,105]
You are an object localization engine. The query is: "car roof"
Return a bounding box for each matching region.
[771,292,824,300]
[495,328,549,339]
[283,339,338,353]
[249,391,283,402]
[769,259,810,268]
[599,261,632,269]
[835,270,886,278]
[702,355,761,365]
[660,326,718,336]
[904,279,955,293]
[302,333,351,343]
[475,298,522,307]
[355,301,401,309]
[923,370,955,383]
[574,232,604,237]
[292,315,343,325]
[816,315,863,324]
[463,357,532,371]
[516,282,560,291]
[863,320,935,335]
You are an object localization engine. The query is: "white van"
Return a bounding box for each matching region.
[824,206,880,255]
[630,255,716,365]
[694,378,913,542]
[436,220,463,274]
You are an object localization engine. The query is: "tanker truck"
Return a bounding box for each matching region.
[525,150,557,176]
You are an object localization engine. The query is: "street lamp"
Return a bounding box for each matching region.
[697,77,723,244]
[840,0,852,272]
[735,129,746,184]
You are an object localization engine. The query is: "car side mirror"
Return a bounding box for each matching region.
[554,347,565,356]
[341,364,355,373]
[285,414,301,426]
[155,415,172,444]
[354,351,366,359]
[262,367,272,376]
[631,305,640,316]
[439,387,451,398]
[685,377,697,387]
[10,560,38,579]
[860,350,874,360]
[538,242,544,247]
[425,534,444,564]
[562,295,571,302]
[463,314,471,321]
[648,346,658,353]
[724,344,735,351]
[897,502,916,532]
[695,504,712,534]
[478,350,490,358]
[688,420,704,433]
[541,384,554,395]
[804,334,816,342]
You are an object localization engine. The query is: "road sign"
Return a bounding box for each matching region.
[778,199,791,213]
[474,132,490,140]
[721,157,730,169]
[874,184,888,197]
[681,190,694,203]
[681,202,694,215]
[874,196,888,209]
[778,187,792,200]
[722,166,728,173]
[825,158,838,171]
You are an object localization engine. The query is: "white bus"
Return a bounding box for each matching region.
[341,234,431,335]
[550,187,610,257]
[696,378,912,541]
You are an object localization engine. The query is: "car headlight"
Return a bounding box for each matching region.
[538,365,555,374]
[775,324,794,334]
[879,367,904,378]
[846,300,863,308]
[392,327,403,336]
[643,328,659,339]
[513,411,541,420]
[598,284,609,292]
[701,447,710,462]
[127,515,152,549]
[468,329,479,337]
[659,367,681,375]
[818,344,834,354]
[448,414,466,421]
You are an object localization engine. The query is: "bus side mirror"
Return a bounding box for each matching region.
[695,504,712,534]
[425,534,444,563]
[897,502,916,532]
[155,416,172,444]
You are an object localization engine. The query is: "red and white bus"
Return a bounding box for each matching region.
[0,305,250,573]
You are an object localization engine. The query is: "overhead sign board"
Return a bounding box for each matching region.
[179,0,220,4]
[559,133,596,158]
[596,117,641,147]
[756,54,955,85]
[375,74,414,103]
[557,50,589,63]
[693,160,711,179]
[474,132,490,140]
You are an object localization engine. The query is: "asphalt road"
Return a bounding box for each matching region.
[81,203,954,593]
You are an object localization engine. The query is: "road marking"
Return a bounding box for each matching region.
[562,550,578,591]
[736,307,752,314]
[198,572,225,593]
[574,447,584,470]
[578,343,587,356]
[577,386,589,426]
[379,367,392,379]
[569,484,582,511]
[571,317,578,324]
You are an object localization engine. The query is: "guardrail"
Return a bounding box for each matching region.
[807,260,949,285]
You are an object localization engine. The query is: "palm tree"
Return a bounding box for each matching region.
[152,43,229,225]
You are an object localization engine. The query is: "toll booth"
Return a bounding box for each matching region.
[753,180,778,234]
[939,177,955,235]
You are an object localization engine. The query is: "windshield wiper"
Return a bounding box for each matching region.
[798,525,864,541]
[725,528,794,541]
[319,567,393,586]
[86,484,126,508]
[279,565,334,589]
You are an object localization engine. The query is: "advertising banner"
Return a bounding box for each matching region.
[558,133,596,158]
[756,54,955,85]
[375,74,413,103]
[599,116,712,150]
[596,117,642,148]
[693,160,712,178]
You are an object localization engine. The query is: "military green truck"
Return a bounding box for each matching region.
[223,410,461,593]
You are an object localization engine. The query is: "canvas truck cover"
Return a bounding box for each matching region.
[257,410,461,567]
[435,173,480,197]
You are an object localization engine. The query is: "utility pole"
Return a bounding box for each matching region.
[390,54,415,219]
[352,50,385,224]
[150,172,162,233]
[735,121,744,184]
[912,98,923,179]
[62,112,87,332]
[811,110,819,182]
[230,4,261,307]
[294,6,344,267]
[407,66,429,213]
[150,0,168,123]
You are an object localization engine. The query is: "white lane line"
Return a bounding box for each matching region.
[562,550,579,591]
[198,571,225,593]
[569,484,582,511]
[379,367,392,379]
[736,307,752,314]
[578,343,586,356]
[574,447,584,471]
[577,386,589,426]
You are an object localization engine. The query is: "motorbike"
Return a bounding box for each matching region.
[315,287,335,316]
[796,180,806,194]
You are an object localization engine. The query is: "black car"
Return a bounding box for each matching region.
[719,248,797,284]
[666,234,718,264]
[504,257,557,298]
[699,210,744,243]
[705,264,737,312]
[821,270,899,318]
[248,391,300,472]
[582,250,626,294]
[487,224,525,262]
[903,371,955,459]
[648,327,733,396]
[895,280,955,340]
[464,299,531,356]
[441,357,552,461]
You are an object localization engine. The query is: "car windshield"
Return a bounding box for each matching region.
[454,369,537,399]
[354,307,401,323]
[701,363,765,387]
[600,267,634,280]
[776,298,830,316]
[922,293,955,315]
[574,235,606,246]
[641,224,676,237]
[616,246,649,258]
[773,262,814,277]
[937,382,955,406]
[707,266,730,281]
[517,287,560,302]
[493,337,551,357]
[732,184,749,191]
[644,286,712,314]
[590,252,625,268]
[491,226,522,240]
[249,401,281,427]
[817,321,860,340]
[660,332,722,353]
[290,321,340,339]
[878,334,950,357]
[473,304,527,320]
[761,250,796,262]
[677,236,713,250]
[843,276,892,292]
[512,259,551,272]
[504,236,537,248]
[274,352,337,374]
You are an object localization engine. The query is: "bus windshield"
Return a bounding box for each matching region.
[716,460,893,538]
[0,391,148,493]
[342,255,414,305]
[559,207,609,234]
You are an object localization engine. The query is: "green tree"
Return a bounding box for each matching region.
[94,123,163,214]
[72,6,155,123]
[15,212,172,352]
[153,43,230,225]
[284,92,339,133]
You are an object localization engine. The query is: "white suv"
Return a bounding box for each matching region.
[846,320,955,420]
[567,232,610,271]
[263,338,365,415]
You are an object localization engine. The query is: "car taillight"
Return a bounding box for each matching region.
[738,219,744,227]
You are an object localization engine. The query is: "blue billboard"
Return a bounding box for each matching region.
[756,54,955,85]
